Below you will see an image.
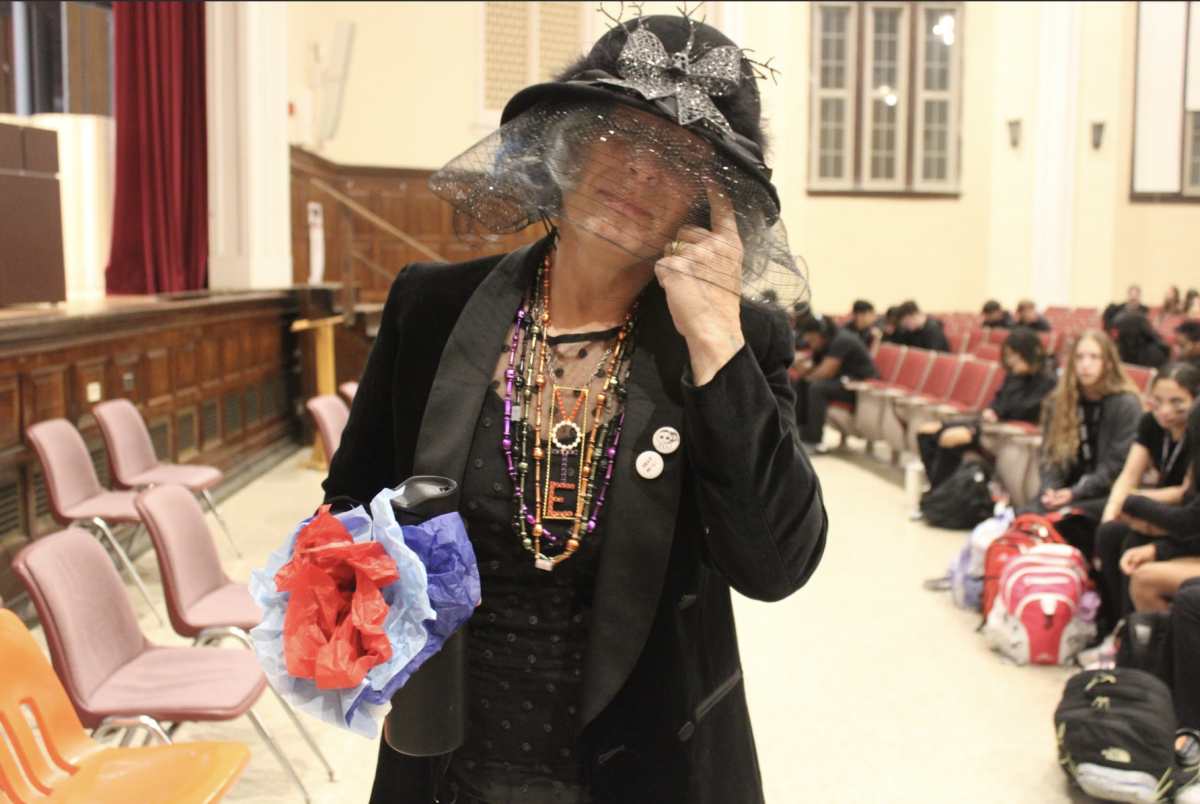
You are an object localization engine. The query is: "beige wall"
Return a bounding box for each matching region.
[283,1,1200,313]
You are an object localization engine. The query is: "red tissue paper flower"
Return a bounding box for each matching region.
[274,504,401,690]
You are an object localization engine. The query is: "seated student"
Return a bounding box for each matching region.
[895,301,951,352]
[1094,363,1200,629]
[1155,577,1200,768]
[881,305,905,344]
[915,329,1057,489]
[1026,330,1142,556]
[1013,299,1052,332]
[1161,285,1184,319]
[794,314,880,454]
[843,300,881,349]
[1104,284,1151,330]
[1177,321,1200,372]
[1186,289,1200,318]
[1113,310,1172,369]
[981,300,1014,329]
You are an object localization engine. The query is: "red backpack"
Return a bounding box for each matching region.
[980,513,1065,621]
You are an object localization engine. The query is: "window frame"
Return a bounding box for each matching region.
[808,0,964,196]
[808,1,859,191]
[859,1,910,190]
[1184,110,1200,198]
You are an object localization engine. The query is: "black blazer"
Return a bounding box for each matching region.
[322,238,828,804]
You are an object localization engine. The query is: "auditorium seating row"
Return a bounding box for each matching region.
[825,342,1159,508]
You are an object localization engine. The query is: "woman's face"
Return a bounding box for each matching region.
[806,332,829,352]
[1002,346,1031,376]
[1148,378,1194,431]
[560,107,713,261]
[1074,337,1106,388]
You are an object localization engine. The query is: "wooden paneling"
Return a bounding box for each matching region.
[0,377,19,451]
[290,147,541,303]
[145,348,171,406]
[0,293,301,606]
[30,367,67,423]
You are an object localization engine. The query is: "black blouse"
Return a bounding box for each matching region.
[444,389,601,804]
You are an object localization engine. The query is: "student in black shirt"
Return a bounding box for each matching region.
[1013,299,1052,333]
[1177,321,1200,372]
[915,328,1056,488]
[1113,310,1171,369]
[794,315,879,453]
[1104,284,1151,330]
[1094,363,1200,628]
[842,300,881,349]
[881,305,905,344]
[1027,330,1143,558]
[895,300,951,352]
[981,300,1014,329]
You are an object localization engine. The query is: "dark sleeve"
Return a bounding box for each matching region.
[931,320,951,352]
[1122,494,1200,538]
[1035,316,1051,332]
[680,312,828,602]
[1135,412,1156,451]
[1069,393,1143,501]
[320,268,410,512]
[1038,406,1067,495]
[825,332,854,360]
[996,375,1056,425]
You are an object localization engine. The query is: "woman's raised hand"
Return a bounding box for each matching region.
[655,184,745,385]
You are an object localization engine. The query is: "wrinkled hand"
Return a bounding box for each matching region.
[655,184,744,386]
[1041,488,1074,510]
[1119,543,1157,575]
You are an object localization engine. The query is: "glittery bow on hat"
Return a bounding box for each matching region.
[596,24,742,135]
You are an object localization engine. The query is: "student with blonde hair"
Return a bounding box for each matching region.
[1029,330,1142,556]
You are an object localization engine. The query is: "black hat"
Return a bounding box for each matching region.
[501,15,779,211]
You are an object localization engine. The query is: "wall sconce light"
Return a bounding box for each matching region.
[1007,119,1021,149]
[1092,121,1105,150]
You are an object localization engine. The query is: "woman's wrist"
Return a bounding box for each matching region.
[687,328,745,386]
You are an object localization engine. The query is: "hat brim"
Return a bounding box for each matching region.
[501,81,781,214]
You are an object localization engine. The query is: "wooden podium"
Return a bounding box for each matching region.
[291,314,344,470]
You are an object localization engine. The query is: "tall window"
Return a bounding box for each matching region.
[809,2,963,193]
[483,1,585,113]
[1,1,112,116]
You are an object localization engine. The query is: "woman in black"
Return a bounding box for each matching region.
[1026,331,1142,557]
[915,328,1056,489]
[793,314,879,452]
[1094,363,1200,629]
[321,14,826,804]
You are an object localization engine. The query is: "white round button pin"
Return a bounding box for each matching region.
[652,426,681,454]
[636,451,664,479]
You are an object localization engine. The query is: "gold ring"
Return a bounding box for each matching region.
[667,240,685,256]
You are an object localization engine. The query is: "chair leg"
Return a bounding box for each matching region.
[90,518,164,625]
[195,626,254,650]
[96,715,172,745]
[269,685,338,781]
[247,706,314,804]
[201,489,243,557]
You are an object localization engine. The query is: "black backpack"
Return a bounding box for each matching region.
[918,459,995,530]
[1055,668,1178,802]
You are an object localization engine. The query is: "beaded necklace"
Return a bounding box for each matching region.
[501,245,638,571]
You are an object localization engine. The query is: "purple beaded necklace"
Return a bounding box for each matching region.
[500,244,638,571]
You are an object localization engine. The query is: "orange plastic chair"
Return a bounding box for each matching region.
[0,608,250,804]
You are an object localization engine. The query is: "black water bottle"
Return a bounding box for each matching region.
[384,476,467,757]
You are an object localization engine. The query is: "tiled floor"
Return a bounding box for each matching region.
[25,440,1094,803]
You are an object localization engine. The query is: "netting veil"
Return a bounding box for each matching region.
[428,98,810,311]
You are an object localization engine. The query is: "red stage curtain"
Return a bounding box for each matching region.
[106,1,208,294]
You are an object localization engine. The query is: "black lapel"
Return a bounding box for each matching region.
[579,281,688,730]
[412,242,539,480]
